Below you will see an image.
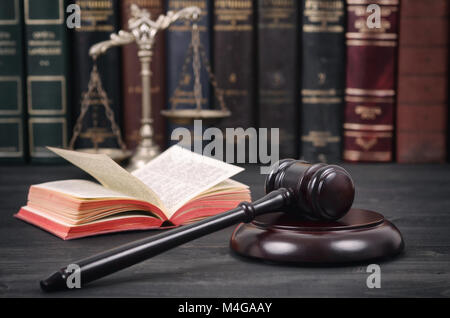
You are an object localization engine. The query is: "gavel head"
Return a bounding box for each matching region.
[265,159,355,221]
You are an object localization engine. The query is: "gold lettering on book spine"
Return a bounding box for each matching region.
[302,97,342,104]
[355,105,382,120]
[76,0,115,32]
[215,0,252,9]
[344,123,393,132]
[344,150,392,161]
[347,3,398,47]
[124,0,163,9]
[301,88,343,104]
[303,0,344,33]
[356,137,377,150]
[169,0,206,9]
[344,131,392,138]
[302,131,340,147]
[259,0,295,29]
[346,88,395,97]
[347,0,399,6]
[345,96,394,103]
[214,0,253,31]
[27,30,62,57]
[76,0,113,9]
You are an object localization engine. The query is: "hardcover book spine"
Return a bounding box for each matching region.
[73,0,121,149]
[214,0,255,130]
[300,0,346,163]
[24,0,70,163]
[343,0,399,162]
[121,0,166,150]
[166,0,211,145]
[396,0,448,163]
[0,0,26,162]
[258,0,298,158]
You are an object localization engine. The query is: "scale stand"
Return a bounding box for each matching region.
[87,5,202,170]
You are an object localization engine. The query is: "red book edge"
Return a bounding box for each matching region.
[15,207,169,240]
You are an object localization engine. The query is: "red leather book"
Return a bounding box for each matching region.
[396,0,448,163]
[121,0,166,150]
[15,146,250,240]
[343,0,399,162]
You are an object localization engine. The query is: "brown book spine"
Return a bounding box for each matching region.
[396,0,448,163]
[214,0,255,129]
[300,0,345,163]
[258,0,298,158]
[343,0,399,162]
[121,0,166,150]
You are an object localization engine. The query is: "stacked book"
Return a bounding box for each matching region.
[0,0,448,164]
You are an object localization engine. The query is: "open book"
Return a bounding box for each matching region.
[15,146,251,240]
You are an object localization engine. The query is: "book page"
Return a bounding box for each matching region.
[32,179,137,199]
[197,179,249,196]
[132,145,244,218]
[48,147,164,209]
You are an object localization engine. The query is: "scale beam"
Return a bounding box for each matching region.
[89,5,201,58]
[86,5,201,170]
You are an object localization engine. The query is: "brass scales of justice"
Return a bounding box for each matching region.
[69,5,230,170]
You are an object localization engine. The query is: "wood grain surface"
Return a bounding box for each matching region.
[0,163,449,297]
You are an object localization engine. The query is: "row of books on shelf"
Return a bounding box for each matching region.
[0,0,448,164]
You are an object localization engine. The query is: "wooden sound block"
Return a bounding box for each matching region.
[230,209,404,264]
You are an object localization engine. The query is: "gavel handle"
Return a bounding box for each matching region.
[40,188,293,292]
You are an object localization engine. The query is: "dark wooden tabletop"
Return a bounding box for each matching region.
[1,163,450,297]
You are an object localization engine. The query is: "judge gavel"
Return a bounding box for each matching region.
[41,159,355,291]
